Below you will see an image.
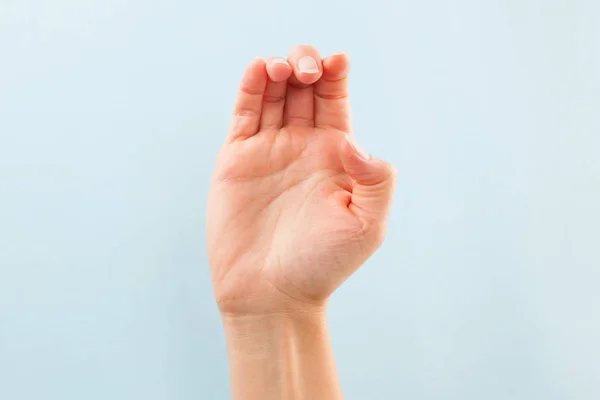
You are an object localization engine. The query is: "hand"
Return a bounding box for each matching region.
[207,45,396,316]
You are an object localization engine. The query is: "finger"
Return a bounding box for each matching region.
[341,135,397,237]
[283,46,323,126]
[287,45,323,86]
[266,57,293,82]
[260,57,293,130]
[283,85,314,127]
[314,53,352,131]
[228,58,268,141]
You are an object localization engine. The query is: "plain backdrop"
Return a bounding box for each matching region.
[1,1,599,399]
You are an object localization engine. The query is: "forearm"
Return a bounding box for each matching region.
[222,310,343,400]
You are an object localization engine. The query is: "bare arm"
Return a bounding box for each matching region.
[223,311,342,400]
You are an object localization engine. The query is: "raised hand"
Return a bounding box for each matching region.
[207,45,396,316]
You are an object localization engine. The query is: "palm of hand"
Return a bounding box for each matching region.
[207,47,396,314]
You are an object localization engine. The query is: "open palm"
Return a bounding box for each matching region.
[207,46,396,314]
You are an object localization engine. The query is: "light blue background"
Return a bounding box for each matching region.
[1,1,599,399]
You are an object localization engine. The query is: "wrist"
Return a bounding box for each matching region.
[221,309,329,368]
[221,309,343,400]
[221,306,328,331]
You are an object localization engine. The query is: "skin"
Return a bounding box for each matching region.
[207,45,397,399]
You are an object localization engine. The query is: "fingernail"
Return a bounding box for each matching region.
[346,135,370,160]
[270,57,289,66]
[297,56,319,74]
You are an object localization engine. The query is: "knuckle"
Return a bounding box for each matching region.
[262,94,285,103]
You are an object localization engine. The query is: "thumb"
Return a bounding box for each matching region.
[341,135,397,228]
